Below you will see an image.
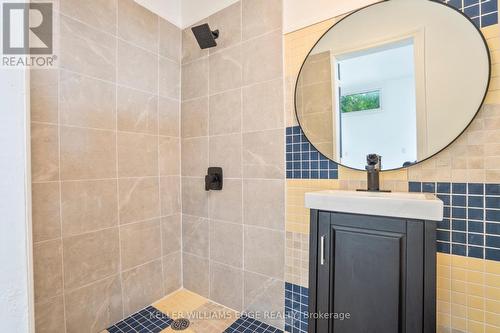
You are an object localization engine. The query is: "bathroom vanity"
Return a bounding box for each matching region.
[306,191,443,333]
[292,1,490,332]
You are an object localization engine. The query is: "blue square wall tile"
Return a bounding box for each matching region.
[486,248,500,261]
[437,182,451,193]
[409,182,422,192]
[468,183,484,195]
[468,246,484,259]
[452,183,467,194]
[422,182,436,193]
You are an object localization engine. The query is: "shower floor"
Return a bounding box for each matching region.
[104,289,283,333]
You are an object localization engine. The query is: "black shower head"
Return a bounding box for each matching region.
[191,23,219,49]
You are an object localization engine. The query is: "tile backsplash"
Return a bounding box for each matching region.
[286,126,339,180]
[443,0,498,28]
[410,182,500,262]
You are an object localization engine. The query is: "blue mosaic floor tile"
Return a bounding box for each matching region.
[107,306,172,333]
[224,315,283,333]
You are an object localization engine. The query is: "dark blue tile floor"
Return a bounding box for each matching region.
[107,306,172,333]
[224,315,283,333]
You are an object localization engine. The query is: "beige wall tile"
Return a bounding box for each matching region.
[209,179,242,223]
[163,251,182,295]
[181,137,208,177]
[243,179,284,230]
[60,126,116,180]
[182,215,210,258]
[34,240,63,301]
[30,69,58,123]
[244,225,284,279]
[61,180,118,237]
[118,177,160,224]
[161,214,182,256]
[160,176,181,216]
[31,123,59,182]
[210,220,243,268]
[117,132,158,177]
[208,2,242,51]
[242,129,284,179]
[160,19,181,62]
[120,219,162,270]
[60,70,116,130]
[60,0,116,35]
[122,259,164,316]
[242,78,284,132]
[159,136,180,176]
[209,89,242,135]
[182,22,209,63]
[160,57,181,100]
[181,97,209,138]
[64,275,123,333]
[182,57,209,101]
[243,270,284,329]
[63,228,120,290]
[181,177,208,217]
[210,262,243,311]
[117,0,159,53]
[183,253,210,298]
[117,86,158,135]
[32,182,61,243]
[242,30,283,85]
[60,15,116,82]
[209,134,242,178]
[159,96,180,137]
[209,45,242,94]
[35,296,66,333]
[242,0,282,41]
[117,40,158,94]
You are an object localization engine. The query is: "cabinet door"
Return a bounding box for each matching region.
[330,225,405,333]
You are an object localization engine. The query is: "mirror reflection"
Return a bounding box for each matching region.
[295,0,490,171]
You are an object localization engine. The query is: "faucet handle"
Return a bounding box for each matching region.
[366,154,382,171]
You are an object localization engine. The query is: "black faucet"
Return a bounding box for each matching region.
[366,154,381,192]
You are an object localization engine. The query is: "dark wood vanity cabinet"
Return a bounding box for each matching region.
[308,210,437,333]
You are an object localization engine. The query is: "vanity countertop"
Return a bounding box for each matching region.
[305,190,444,221]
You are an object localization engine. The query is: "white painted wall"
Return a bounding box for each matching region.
[0,1,33,331]
[283,0,378,33]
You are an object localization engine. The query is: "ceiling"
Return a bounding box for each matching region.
[134,0,239,29]
[135,0,378,32]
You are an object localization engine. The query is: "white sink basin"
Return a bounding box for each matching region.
[305,190,444,221]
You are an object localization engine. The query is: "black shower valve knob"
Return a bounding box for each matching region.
[205,167,223,191]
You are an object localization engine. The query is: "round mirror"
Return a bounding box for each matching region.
[295,0,490,171]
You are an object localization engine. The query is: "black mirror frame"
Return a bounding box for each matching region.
[293,0,492,172]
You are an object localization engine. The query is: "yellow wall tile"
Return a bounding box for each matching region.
[485,311,500,327]
[486,287,500,302]
[486,274,500,289]
[485,299,500,315]
[469,308,485,322]
[452,316,467,331]
[469,296,486,310]
[468,320,485,333]
[485,260,500,275]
